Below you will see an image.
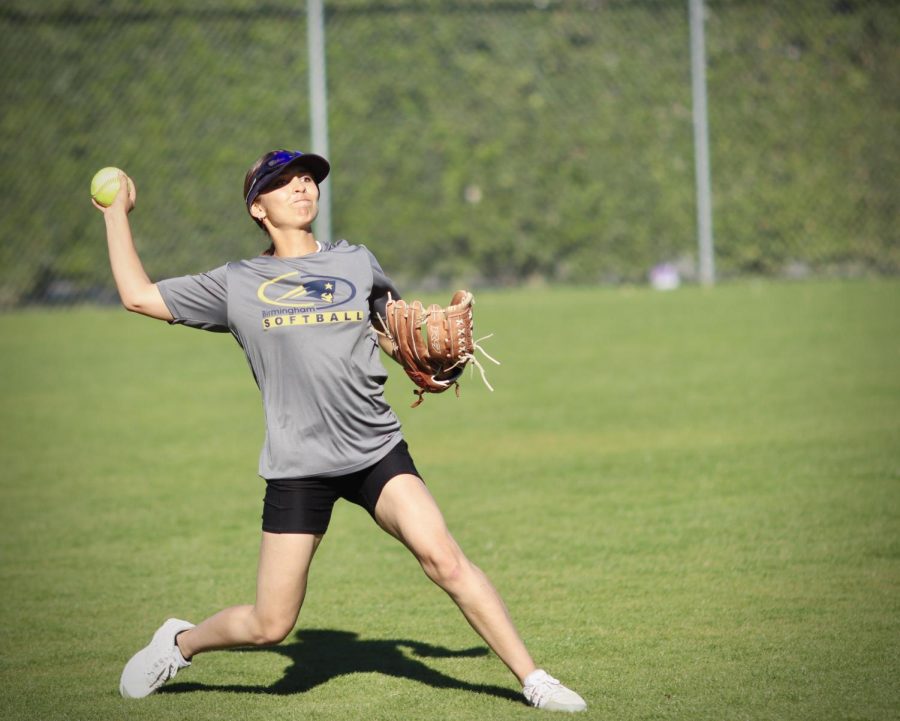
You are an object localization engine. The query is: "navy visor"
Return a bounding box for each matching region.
[245,150,330,209]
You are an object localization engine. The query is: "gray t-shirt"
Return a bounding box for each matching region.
[157,240,403,480]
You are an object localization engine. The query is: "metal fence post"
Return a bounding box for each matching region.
[689,0,716,285]
[307,0,332,245]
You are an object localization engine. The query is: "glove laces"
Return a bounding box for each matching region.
[454,333,501,392]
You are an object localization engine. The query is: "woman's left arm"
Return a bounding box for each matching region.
[378,330,400,362]
[365,248,402,364]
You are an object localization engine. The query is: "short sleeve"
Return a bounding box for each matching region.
[361,246,401,322]
[157,264,229,332]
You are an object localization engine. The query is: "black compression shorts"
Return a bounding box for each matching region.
[261,439,421,534]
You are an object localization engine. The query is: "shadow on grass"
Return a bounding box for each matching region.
[160,628,523,704]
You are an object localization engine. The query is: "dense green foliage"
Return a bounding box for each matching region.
[0,1,896,305]
[1,280,898,720]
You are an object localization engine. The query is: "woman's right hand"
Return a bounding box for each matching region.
[96,170,171,321]
[92,171,136,214]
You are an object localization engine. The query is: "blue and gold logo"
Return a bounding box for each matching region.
[257,272,364,330]
[257,272,356,309]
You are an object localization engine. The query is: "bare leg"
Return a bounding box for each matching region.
[176,531,322,659]
[373,474,537,684]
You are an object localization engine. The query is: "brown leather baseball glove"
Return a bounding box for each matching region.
[381,290,498,407]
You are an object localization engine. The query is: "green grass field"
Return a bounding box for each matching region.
[1,280,898,721]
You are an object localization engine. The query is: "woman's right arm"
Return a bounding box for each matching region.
[95,172,173,321]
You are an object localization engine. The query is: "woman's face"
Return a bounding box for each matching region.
[252,168,320,230]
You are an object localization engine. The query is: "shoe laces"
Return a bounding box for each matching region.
[147,647,181,688]
[525,671,562,707]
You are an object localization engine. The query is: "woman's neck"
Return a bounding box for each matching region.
[269,227,319,257]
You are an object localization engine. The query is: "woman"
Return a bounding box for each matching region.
[96,149,586,712]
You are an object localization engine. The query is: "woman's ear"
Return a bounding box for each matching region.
[250,202,266,222]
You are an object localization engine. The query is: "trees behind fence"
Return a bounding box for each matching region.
[1,0,896,306]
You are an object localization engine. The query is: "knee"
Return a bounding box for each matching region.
[419,544,469,589]
[248,615,295,646]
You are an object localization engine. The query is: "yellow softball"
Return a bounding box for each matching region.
[90,166,125,207]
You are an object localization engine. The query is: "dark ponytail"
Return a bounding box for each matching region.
[244,150,284,256]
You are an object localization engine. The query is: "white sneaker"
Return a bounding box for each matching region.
[119,618,195,698]
[523,669,587,712]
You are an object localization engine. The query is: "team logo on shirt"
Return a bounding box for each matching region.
[257,272,356,309]
[257,272,364,330]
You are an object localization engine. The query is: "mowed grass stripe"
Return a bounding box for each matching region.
[0,279,897,721]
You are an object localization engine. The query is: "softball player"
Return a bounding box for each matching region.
[95,149,586,712]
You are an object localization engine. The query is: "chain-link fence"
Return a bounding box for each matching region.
[1,0,896,307]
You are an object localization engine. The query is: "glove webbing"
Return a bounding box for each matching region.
[376,299,501,407]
